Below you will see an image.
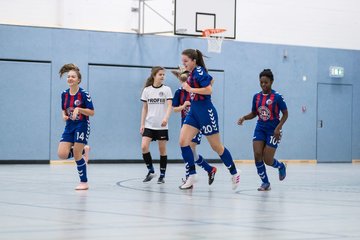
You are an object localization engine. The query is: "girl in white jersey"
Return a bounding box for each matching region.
[140,67,173,184]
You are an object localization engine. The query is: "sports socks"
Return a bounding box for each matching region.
[192,148,212,173]
[181,146,196,175]
[75,158,87,182]
[220,147,237,175]
[160,155,167,177]
[255,161,269,183]
[271,158,284,169]
[195,155,213,172]
[142,152,154,173]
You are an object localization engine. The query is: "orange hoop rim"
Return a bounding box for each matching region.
[202,28,226,37]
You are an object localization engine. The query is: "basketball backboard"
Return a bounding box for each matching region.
[174,0,236,39]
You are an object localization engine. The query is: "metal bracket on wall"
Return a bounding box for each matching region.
[131,0,173,35]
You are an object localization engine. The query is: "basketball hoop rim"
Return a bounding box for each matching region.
[202,28,227,37]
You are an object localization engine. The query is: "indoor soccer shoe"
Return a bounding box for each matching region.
[208,167,217,185]
[75,182,89,190]
[257,182,271,191]
[143,172,156,182]
[231,171,240,190]
[279,163,287,181]
[179,174,196,190]
[157,176,165,184]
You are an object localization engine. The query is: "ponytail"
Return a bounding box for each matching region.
[181,49,208,72]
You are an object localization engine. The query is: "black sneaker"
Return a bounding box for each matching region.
[143,172,156,182]
[157,176,165,184]
[208,167,217,185]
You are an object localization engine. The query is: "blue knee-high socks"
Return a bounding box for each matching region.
[271,158,284,169]
[220,147,237,175]
[195,155,213,172]
[255,161,269,183]
[181,146,196,175]
[76,158,87,182]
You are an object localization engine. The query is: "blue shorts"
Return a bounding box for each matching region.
[192,131,202,145]
[181,120,202,144]
[184,100,219,136]
[60,120,90,145]
[253,125,281,149]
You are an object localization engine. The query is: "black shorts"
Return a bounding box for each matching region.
[143,128,169,141]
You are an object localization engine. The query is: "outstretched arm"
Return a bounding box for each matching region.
[237,112,257,125]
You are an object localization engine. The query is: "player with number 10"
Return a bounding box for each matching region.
[238,69,288,191]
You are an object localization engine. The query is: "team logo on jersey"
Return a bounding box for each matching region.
[148,98,165,104]
[266,99,273,105]
[74,100,82,106]
[159,91,164,97]
[258,106,271,121]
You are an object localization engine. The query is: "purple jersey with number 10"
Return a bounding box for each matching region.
[252,90,287,130]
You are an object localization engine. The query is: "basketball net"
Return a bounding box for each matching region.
[202,29,226,53]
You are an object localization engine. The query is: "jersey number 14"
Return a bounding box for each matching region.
[76,132,85,141]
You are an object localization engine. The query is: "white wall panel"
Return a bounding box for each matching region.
[0,0,359,49]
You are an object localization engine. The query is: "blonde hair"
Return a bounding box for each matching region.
[59,63,82,83]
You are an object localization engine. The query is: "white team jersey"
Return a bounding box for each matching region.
[141,84,173,130]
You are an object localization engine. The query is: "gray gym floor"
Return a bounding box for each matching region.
[0,163,359,240]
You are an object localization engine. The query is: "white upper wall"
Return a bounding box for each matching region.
[237,0,360,50]
[0,0,359,50]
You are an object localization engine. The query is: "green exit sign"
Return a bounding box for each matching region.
[329,66,344,78]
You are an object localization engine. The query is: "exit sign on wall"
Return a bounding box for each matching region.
[329,66,345,78]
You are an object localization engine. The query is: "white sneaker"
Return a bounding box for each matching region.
[179,174,196,190]
[231,171,240,190]
[83,145,90,164]
[75,182,89,190]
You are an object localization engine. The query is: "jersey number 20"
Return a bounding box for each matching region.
[202,125,213,134]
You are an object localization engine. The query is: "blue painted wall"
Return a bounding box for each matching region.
[0,24,359,161]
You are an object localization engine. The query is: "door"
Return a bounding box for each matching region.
[0,60,51,160]
[317,83,352,162]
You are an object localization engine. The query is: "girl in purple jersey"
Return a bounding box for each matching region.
[57,64,95,190]
[178,49,240,190]
[238,69,288,191]
[171,69,217,187]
